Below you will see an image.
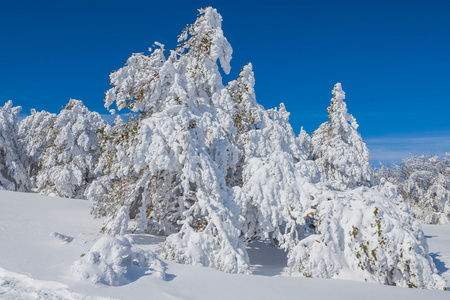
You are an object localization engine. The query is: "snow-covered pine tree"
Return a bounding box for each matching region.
[0,101,30,191]
[286,181,446,289]
[36,99,105,198]
[86,115,129,217]
[18,109,56,186]
[226,71,444,289]
[298,126,311,156]
[227,63,321,249]
[226,73,445,288]
[310,83,374,190]
[90,7,250,274]
[292,85,445,288]
[88,7,445,287]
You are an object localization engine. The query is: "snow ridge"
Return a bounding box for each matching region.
[0,267,111,300]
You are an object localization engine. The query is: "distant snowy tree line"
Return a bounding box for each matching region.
[376,155,450,225]
[0,7,448,290]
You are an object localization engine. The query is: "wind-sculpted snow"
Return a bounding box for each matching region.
[0,267,110,300]
[72,236,165,286]
[287,182,446,289]
[51,231,74,244]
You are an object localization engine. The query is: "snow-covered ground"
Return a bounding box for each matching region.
[0,190,449,299]
[422,224,450,282]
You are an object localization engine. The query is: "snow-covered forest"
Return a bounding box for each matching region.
[1,7,449,299]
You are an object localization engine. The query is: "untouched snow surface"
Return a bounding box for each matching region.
[423,224,450,281]
[0,190,449,299]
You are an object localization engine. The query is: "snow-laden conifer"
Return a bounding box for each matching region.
[18,109,56,186]
[90,7,250,274]
[310,83,374,190]
[227,74,444,288]
[228,64,320,249]
[36,99,105,198]
[86,116,128,217]
[298,126,311,156]
[0,101,30,191]
[88,7,445,286]
[286,181,446,289]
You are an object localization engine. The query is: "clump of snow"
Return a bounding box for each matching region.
[50,232,74,244]
[71,235,165,286]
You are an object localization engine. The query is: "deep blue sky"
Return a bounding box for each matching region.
[1,0,449,163]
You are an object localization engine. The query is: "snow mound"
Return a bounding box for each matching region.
[71,236,165,286]
[0,267,109,300]
[50,232,74,244]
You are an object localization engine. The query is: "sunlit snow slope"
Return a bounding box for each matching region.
[0,191,448,300]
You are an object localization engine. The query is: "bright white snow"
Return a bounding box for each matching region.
[422,224,450,282]
[0,190,449,299]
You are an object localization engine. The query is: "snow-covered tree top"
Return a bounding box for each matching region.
[310,83,374,190]
[105,7,233,115]
[1,100,21,122]
[328,82,358,136]
[177,7,232,75]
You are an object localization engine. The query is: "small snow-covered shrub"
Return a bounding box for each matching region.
[71,236,165,286]
[287,183,446,290]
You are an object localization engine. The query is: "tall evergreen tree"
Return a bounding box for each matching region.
[310,83,374,190]
[298,126,311,157]
[227,63,320,249]
[90,7,250,274]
